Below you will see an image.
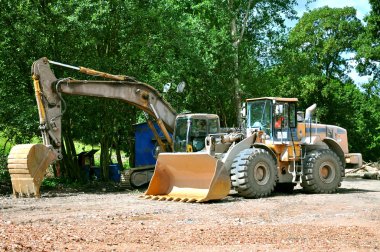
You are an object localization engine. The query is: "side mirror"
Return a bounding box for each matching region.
[297,111,305,122]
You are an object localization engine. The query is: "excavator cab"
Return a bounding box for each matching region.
[173,114,220,152]
[245,97,298,141]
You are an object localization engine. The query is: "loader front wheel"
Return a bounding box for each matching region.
[231,148,277,198]
[301,149,343,193]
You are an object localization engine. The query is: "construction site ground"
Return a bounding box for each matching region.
[0,176,379,251]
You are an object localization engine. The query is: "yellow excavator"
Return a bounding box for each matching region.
[7,58,219,197]
[145,97,363,202]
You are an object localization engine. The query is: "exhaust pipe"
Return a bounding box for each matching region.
[305,103,316,122]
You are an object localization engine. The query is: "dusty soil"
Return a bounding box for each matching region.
[1,177,379,251]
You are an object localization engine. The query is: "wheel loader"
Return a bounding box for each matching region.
[7,58,219,197]
[145,97,362,202]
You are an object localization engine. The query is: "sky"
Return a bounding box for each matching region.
[293,0,372,84]
[296,0,371,20]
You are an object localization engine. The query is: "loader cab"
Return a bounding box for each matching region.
[173,114,220,152]
[245,97,298,141]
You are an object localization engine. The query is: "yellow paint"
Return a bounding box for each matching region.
[297,123,306,139]
[33,75,46,124]
[145,153,230,202]
[156,119,173,151]
[146,120,167,152]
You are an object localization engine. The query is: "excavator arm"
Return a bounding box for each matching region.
[8,57,177,197]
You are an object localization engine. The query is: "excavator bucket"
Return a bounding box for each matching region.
[145,153,231,202]
[7,144,57,197]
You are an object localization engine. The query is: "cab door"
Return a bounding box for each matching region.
[273,102,297,142]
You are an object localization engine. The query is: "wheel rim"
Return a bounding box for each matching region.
[253,162,270,185]
[319,161,336,183]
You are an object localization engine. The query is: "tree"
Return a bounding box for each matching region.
[228,0,298,125]
[355,0,380,96]
[270,6,380,160]
[352,0,380,161]
[273,7,363,112]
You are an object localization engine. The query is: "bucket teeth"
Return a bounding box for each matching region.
[142,195,201,203]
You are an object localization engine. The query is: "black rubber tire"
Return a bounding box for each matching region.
[301,149,343,193]
[274,183,296,193]
[231,148,277,198]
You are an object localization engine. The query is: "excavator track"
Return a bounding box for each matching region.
[120,170,133,189]
[7,144,57,197]
[120,165,155,190]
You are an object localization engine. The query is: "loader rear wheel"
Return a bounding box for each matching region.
[301,149,343,193]
[231,148,277,198]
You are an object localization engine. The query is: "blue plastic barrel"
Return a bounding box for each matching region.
[83,165,90,180]
[92,167,101,180]
[108,164,121,182]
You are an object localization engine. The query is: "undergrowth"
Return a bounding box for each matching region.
[41,177,126,193]
[0,150,10,182]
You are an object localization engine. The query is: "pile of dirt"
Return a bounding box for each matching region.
[346,162,380,180]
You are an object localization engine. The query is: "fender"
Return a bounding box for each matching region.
[253,143,277,164]
[323,137,346,167]
[221,134,256,171]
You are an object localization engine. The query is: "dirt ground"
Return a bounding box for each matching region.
[0,177,379,252]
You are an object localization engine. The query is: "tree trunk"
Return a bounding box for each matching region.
[229,0,253,127]
[232,42,242,127]
[61,127,81,180]
[100,135,111,181]
[230,0,242,127]
[115,137,123,169]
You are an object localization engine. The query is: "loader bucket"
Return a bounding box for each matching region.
[7,144,57,197]
[145,153,231,202]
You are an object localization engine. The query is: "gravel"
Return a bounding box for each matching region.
[1,177,379,251]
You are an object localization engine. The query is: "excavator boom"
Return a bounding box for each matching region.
[8,58,177,197]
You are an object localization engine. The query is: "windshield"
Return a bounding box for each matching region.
[173,117,209,152]
[208,118,219,134]
[247,100,272,130]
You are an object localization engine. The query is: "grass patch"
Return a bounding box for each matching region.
[0,134,13,154]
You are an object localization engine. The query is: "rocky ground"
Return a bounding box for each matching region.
[0,176,379,251]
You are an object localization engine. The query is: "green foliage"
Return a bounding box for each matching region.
[0,152,10,183]
[288,7,363,80]
[0,0,379,175]
[270,6,380,161]
[355,0,380,81]
[0,135,12,183]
